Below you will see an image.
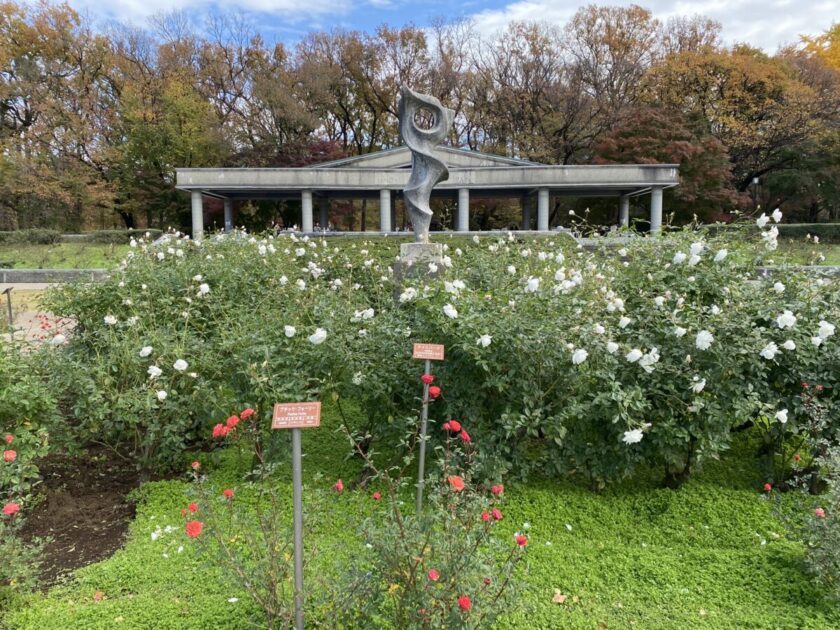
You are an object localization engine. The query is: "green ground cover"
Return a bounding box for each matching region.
[0,243,129,269]
[5,402,836,629]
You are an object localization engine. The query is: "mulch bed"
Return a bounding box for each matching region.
[21,447,142,586]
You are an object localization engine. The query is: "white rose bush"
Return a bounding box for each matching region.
[39,225,840,493]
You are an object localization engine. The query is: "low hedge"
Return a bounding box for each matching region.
[706,222,840,242]
[0,229,62,245]
[62,229,163,244]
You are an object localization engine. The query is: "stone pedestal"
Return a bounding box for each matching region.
[395,242,444,285]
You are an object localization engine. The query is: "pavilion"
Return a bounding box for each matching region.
[175,147,679,240]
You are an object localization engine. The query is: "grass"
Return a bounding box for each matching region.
[3,403,837,629]
[774,241,840,265]
[0,243,129,269]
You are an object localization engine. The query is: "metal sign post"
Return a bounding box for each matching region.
[271,402,321,630]
[2,287,12,328]
[412,343,445,514]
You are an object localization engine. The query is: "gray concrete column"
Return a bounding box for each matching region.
[390,200,397,233]
[650,186,663,235]
[457,188,469,232]
[379,189,392,232]
[619,195,630,228]
[191,191,204,242]
[223,198,233,233]
[318,197,329,230]
[301,190,313,232]
[537,188,550,231]
[522,196,531,230]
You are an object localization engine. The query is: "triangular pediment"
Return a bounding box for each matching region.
[314,146,546,170]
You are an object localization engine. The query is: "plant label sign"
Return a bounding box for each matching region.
[271,402,321,430]
[413,343,445,361]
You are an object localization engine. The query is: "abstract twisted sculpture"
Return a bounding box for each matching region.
[398,86,455,243]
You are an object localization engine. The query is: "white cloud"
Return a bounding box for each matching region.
[469,0,837,52]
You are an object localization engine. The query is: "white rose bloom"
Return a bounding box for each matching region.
[695,330,714,350]
[625,349,643,363]
[713,249,728,262]
[477,334,492,348]
[284,325,296,338]
[775,409,788,424]
[689,242,704,256]
[525,277,540,293]
[156,390,168,401]
[258,245,267,256]
[308,328,328,345]
[507,265,517,275]
[443,304,458,319]
[674,326,687,337]
[760,341,779,360]
[157,252,165,261]
[428,262,438,273]
[812,336,824,347]
[782,340,796,350]
[173,359,188,372]
[295,248,306,257]
[104,315,118,325]
[606,341,619,354]
[710,305,721,315]
[654,296,665,307]
[594,324,605,335]
[399,288,417,303]
[688,254,701,267]
[279,276,288,286]
[139,346,153,358]
[773,282,785,293]
[756,213,770,228]
[691,377,706,393]
[572,348,588,365]
[296,279,306,290]
[147,365,162,379]
[639,348,660,373]
[622,429,644,444]
[776,310,797,329]
[193,274,203,282]
[198,283,210,296]
[818,320,835,339]
[672,252,687,264]
[771,208,783,223]
[618,316,631,329]
[50,334,67,346]
[352,372,364,385]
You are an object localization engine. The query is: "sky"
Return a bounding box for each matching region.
[54,0,837,52]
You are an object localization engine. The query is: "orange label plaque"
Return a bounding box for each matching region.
[271,402,321,430]
[412,343,445,361]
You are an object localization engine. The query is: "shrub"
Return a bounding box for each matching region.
[0,229,62,245]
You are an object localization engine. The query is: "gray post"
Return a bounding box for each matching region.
[522,196,531,230]
[650,186,663,235]
[292,428,304,630]
[190,191,204,242]
[3,288,12,328]
[301,191,314,233]
[619,195,630,228]
[416,358,431,514]
[457,188,469,232]
[379,189,392,232]
[537,188,549,231]
[318,197,329,230]
[223,198,233,233]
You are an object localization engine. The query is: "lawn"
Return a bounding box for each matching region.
[0,243,130,269]
[4,402,836,630]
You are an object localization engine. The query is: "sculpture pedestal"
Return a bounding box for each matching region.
[395,242,443,284]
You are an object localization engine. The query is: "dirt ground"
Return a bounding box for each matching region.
[21,447,142,586]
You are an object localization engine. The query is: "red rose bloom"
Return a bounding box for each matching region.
[3,434,12,444]
[372,491,381,501]
[815,507,826,518]
[442,422,451,432]
[240,408,255,419]
[3,502,20,516]
[448,420,462,432]
[793,453,801,462]
[223,489,234,499]
[484,577,492,585]
[448,476,465,492]
[492,508,503,521]
[459,430,471,443]
[185,520,203,538]
[334,479,344,493]
[226,415,240,430]
[428,386,441,399]
[188,502,199,513]
[211,423,225,439]
[458,595,472,611]
[763,483,772,492]
[481,511,490,522]
[3,450,16,462]
[181,508,187,517]
[427,568,440,581]
[421,374,434,385]
[516,534,528,547]
[491,484,504,496]
[191,461,201,470]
